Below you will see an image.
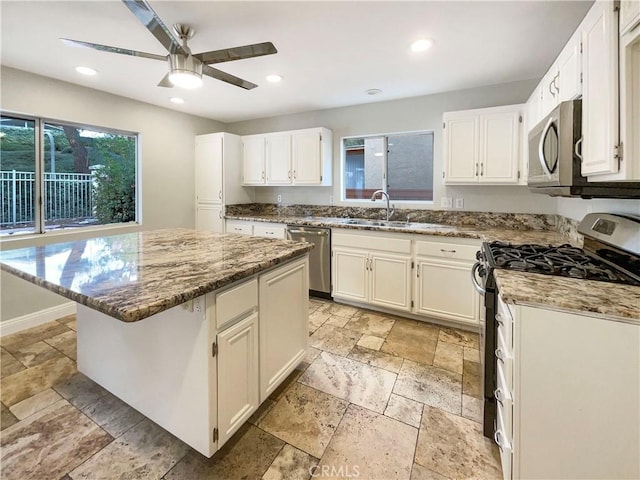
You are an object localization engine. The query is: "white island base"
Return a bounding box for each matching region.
[77,256,309,457]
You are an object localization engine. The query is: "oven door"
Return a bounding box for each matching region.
[528,107,561,185]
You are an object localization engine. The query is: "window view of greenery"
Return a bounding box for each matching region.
[1,114,137,235]
[343,132,433,201]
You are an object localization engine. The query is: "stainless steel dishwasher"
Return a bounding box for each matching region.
[286,225,331,298]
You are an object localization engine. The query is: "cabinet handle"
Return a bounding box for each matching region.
[496,312,504,327]
[548,80,555,97]
[288,171,291,179]
[494,430,507,451]
[262,171,265,180]
[440,249,457,253]
[495,347,505,362]
[553,73,560,94]
[218,190,222,199]
[293,170,297,179]
[475,163,479,176]
[494,387,505,405]
[480,163,484,176]
[218,211,222,219]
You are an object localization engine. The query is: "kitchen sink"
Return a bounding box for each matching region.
[342,219,412,228]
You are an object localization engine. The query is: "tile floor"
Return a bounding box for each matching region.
[0,299,501,480]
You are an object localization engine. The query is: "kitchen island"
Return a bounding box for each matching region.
[0,229,313,457]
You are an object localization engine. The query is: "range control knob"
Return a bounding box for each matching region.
[475,250,484,261]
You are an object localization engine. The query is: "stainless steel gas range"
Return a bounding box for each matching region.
[471,212,640,439]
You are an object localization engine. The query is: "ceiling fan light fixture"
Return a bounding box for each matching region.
[168,54,204,89]
[410,38,433,53]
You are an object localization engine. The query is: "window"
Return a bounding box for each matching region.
[343,131,434,202]
[1,113,138,236]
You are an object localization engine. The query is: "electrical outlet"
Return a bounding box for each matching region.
[454,198,464,209]
[440,197,453,208]
[329,195,334,205]
[193,297,202,313]
[277,194,282,203]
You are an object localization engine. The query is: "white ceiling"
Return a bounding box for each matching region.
[1,1,593,123]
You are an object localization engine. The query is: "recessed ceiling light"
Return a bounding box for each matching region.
[410,38,433,53]
[366,89,382,96]
[75,66,97,76]
[170,97,185,104]
[266,74,283,83]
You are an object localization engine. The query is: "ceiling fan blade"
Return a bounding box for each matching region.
[60,38,166,61]
[121,0,186,55]
[157,73,174,88]
[194,42,278,65]
[202,64,258,90]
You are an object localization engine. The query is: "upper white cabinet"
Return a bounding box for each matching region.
[444,104,523,185]
[242,127,332,186]
[620,0,640,35]
[242,135,267,185]
[581,0,620,177]
[195,133,253,233]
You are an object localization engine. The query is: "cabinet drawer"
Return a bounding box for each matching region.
[415,240,478,261]
[497,296,514,356]
[495,406,513,480]
[227,222,253,235]
[216,279,258,330]
[253,224,286,239]
[332,231,411,254]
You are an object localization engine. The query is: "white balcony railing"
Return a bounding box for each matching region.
[1,170,94,228]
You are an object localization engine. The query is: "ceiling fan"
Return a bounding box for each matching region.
[60,0,277,90]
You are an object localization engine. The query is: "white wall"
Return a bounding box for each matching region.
[226,79,559,213]
[0,67,225,322]
[557,198,640,221]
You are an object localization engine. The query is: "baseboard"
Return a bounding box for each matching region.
[0,302,77,337]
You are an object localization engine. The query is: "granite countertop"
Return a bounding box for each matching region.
[0,229,313,323]
[226,213,640,322]
[495,270,640,324]
[225,214,579,246]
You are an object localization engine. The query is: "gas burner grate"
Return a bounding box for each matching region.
[486,241,640,285]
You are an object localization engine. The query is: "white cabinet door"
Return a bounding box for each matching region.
[369,253,412,312]
[332,247,369,303]
[266,133,292,184]
[242,136,266,185]
[259,258,308,401]
[525,85,543,132]
[195,135,223,204]
[480,111,520,184]
[557,38,581,103]
[444,116,479,183]
[415,258,479,326]
[216,311,259,447]
[196,204,224,233]
[540,68,559,117]
[293,130,322,184]
[581,0,619,176]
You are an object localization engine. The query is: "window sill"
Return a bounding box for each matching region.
[0,222,142,249]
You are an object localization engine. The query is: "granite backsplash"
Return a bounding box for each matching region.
[225,203,562,231]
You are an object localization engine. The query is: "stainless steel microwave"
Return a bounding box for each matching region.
[528,99,640,198]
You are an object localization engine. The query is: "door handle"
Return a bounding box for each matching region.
[537,117,555,178]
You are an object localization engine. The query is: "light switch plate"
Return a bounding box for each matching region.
[277,194,282,203]
[454,198,464,209]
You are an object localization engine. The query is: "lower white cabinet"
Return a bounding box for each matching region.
[196,204,224,233]
[216,311,259,446]
[332,230,412,312]
[259,257,308,400]
[414,239,480,326]
[497,295,640,479]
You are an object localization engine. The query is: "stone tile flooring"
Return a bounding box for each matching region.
[0,299,501,480]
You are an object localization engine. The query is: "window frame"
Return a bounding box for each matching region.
[340,130,435,204]
[0,110,141,237]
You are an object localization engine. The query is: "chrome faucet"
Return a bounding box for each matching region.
[371,190,395,221]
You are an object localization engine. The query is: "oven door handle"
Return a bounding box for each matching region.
[471,262,486,295]
[537,116,555,179]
